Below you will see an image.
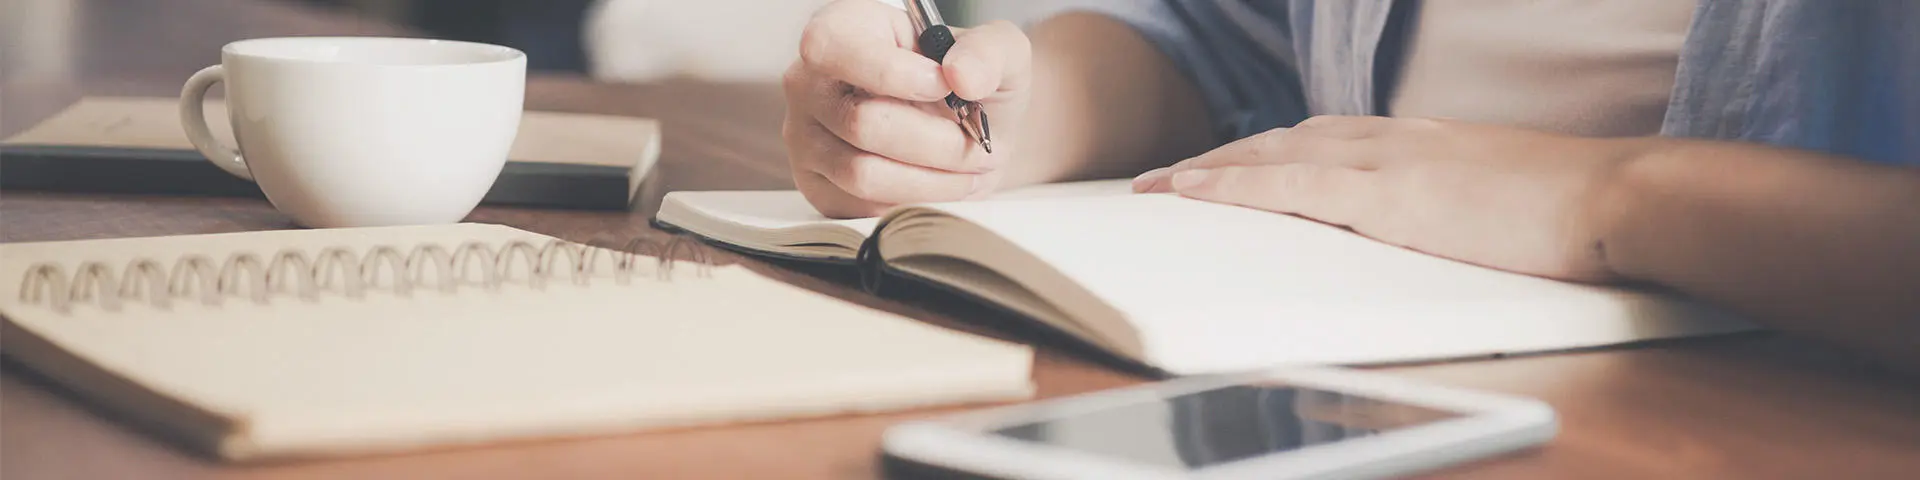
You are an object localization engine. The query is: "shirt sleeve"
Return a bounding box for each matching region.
[1069,0,1310,141]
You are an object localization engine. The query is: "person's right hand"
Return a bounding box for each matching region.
[784,0,1033,218]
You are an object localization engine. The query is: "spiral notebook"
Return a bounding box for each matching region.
[0,224,1034,462]
[655,180,1761,375]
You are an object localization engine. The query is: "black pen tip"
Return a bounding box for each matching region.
[982,139,993,154]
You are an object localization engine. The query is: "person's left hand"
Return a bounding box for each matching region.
[1131,115,1654,282]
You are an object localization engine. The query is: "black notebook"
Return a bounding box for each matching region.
[2,97,661,210]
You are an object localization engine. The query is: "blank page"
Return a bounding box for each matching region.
[656,179,1138,247]
[911,194,1756,374]
[661,189,881,235]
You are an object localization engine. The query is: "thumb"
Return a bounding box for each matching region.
[939,20,1032,101]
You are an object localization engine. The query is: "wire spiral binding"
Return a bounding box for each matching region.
[16,235,715,314]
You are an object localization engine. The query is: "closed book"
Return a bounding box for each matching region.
[2,97,660,210]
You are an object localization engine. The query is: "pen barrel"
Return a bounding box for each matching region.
[904,0,944,32]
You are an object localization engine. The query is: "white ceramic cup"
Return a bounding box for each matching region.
[179,36,526,228]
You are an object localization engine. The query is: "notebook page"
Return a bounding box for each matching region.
[658,179,1137,242]
[983,178,1136,200]
[911,194,1755,374]
[662,189,880,234]
[0,224,1032,460]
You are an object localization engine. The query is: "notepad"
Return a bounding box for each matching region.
[655,180,1760,375]
[0,224,1034,462]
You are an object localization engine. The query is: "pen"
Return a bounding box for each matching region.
[903,0,992,154]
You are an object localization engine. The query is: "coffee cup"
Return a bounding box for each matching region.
[179,36,526,228]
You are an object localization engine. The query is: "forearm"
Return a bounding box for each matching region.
[1600,139,1920,370]
[1001,12,1218,187]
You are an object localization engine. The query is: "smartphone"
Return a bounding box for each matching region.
[880,366,1556,480]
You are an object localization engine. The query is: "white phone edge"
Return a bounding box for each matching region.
[880,366,1558,480]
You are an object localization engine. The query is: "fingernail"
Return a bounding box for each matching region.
[1171,170,1210,190]
[1132,167,1170,192]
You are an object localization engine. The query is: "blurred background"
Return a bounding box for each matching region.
[0,0,1110,135]
[5,0,1106,81]
[307,0,1105,81]
[0,0,1112,188]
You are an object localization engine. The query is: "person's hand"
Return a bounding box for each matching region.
[1133,116,1653,282]
[784,0,1032,218]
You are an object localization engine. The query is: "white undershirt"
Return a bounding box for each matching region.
[1386,0,1697,137]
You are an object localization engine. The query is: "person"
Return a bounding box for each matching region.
[778,0,1919,373]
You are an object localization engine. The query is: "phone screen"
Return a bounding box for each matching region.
[991,382,1466,470]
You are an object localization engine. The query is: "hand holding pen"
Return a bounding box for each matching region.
[903,0,990,153]
[781,0,1033,218]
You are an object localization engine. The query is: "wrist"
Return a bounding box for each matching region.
[1001,11,1217,187]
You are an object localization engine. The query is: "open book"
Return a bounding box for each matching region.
[655,180,1759,375]
[0,224,1032,462]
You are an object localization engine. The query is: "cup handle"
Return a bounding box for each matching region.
[179,65,253,181]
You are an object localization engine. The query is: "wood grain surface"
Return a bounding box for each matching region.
[3,1,1917,479]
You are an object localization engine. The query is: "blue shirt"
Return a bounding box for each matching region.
[1086,0,1919,167]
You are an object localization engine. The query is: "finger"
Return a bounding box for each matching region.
[1168,164,1378,228]
[1131,128,1373,193]
[793,117,982,205]
[804,73,994,173]
[795,169,892,219]
[1129,166,1176,193]
[942,20,1033,101]
[800,0,949,101]
[787,109,888,219]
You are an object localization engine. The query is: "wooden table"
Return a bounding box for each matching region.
[4,1,1918,478]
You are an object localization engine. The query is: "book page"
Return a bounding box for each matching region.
[982,178,1137,200]
[0,224,1032,460]
[890,194,1756,374]
[663,189,882,233]
[656,178,1138,256]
